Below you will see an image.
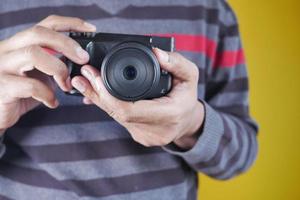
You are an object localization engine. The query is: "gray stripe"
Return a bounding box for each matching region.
[8,121,129,146]
[209,91,249,107]
[0,161,186,198]
[221,36,242,51]
[37,153,181,180]
[180,51,210,71]
[0,176,77,200]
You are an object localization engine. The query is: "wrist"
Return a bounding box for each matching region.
[174,101,205,149]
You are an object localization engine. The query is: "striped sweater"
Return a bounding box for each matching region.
[0,0,259,199]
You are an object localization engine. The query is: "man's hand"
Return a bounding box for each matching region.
[72,48,205,149]
[0,15,96,135]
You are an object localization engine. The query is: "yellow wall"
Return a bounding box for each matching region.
[199,0,300,199]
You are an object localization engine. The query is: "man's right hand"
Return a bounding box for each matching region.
[0,15,96,135]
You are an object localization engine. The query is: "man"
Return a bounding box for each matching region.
[0,0,258,199]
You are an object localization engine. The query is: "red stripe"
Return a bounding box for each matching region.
[213,49,245,68]
[153,33,217,59]
[154,33,245,68]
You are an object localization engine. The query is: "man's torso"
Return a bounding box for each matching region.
[0,1,224,199]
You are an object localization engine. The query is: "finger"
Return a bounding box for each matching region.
[80,65,172,124]
[0,45,71,91]
[80,65,132,111]
[71,76,99,103]
[0,25,89,64]
[0,74,58,108]
[37,15,97,32]
[153,48,199,83]
[74,66,129,121]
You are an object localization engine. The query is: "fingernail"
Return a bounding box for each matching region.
[156,48,169,63]
[84,22,97,31]
[76,47,89,61]
[72,80,86,93]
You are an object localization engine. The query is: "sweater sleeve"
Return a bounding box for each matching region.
[163,1,259,180]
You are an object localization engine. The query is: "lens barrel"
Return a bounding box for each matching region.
[101,42,160,101]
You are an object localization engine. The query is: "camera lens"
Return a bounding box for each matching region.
[123,65,137,80]
[101,42,160,101]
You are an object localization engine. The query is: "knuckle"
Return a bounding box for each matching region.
[45,15,59,22]
[24,45,40,60]
[56,62,68,78]
[73,17,85,25]
[61,37,77,49]
[29,25,45,36]
[159,136,172,146]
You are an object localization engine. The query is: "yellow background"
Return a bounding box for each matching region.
[199,0,300,199]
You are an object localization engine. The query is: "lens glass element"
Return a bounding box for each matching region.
[123,65,137,80]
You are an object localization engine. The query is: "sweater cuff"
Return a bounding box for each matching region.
[162,101,224,164]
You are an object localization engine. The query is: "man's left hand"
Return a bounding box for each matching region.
[71,48,205,149]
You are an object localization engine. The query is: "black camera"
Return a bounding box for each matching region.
[65,32,174,101]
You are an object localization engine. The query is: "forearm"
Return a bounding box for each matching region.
[163,102,258,180]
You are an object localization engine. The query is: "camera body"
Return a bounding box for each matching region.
[65,32,174,101]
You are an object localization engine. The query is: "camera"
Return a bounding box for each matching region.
[65,32,174,101]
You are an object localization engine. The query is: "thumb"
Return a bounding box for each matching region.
[153,48,199,82]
